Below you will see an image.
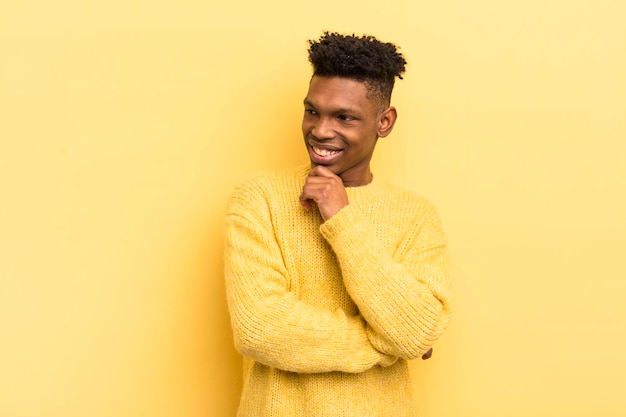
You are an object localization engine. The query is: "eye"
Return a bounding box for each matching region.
[338,114,355,121]
[304,108,318,116]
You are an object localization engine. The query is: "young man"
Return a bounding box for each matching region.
[224,32,451,417]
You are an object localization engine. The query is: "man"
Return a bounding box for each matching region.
[224,32,451,417]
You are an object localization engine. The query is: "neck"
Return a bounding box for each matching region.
[340,170,373,187]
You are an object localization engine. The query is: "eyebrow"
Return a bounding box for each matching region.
[303,99,360,116]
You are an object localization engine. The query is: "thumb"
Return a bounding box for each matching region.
[299,194,313,211]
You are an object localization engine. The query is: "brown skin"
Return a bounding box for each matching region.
[298,76,435,361]
[299,76,397,221]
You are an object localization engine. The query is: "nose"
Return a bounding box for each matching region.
[311,117,334,140]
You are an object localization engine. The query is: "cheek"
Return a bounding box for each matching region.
[301,119,312,133]
[351,136,377,157]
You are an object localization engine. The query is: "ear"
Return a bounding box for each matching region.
[377,106,397,138]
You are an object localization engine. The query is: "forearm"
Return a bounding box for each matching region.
[345,247,450,359]
[225,203,396,373]
[226,284,397,373]
[359,257,451,358]
[320,204,452,359]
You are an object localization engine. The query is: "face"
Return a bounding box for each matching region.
[302,76,397,187]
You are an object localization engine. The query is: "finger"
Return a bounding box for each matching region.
[299,192,313,211]
[300,181,332,202]
[308,165,339,179]
[300,199,312,211]
[302,176,334,188]
[421,348,433,360]
[300,198,313,211]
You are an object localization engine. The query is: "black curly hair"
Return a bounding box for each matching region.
[307,32,407,105]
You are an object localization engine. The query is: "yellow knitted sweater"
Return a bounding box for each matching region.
[224,165,451,417]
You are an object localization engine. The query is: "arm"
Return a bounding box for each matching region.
[224,179,397,373]
[319,202,452,360]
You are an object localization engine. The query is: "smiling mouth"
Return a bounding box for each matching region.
[312,146,341,157]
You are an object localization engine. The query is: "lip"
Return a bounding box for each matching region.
[308,143,343,165]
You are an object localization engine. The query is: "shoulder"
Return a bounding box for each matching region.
[373,182,446,242]
[228,165,309,208]
[374,183,447,248]
[375,181,439,216]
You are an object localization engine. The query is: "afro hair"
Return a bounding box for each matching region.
[307,32,407,104]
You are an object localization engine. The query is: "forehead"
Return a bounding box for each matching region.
[304,76,376,112]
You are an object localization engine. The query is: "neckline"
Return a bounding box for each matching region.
[298,164,379,190]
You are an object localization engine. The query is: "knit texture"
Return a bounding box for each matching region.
[224,165,451,417]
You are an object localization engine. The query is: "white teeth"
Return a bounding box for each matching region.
[313,146,339,157]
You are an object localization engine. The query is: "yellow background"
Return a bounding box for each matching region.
[1,1,625,416]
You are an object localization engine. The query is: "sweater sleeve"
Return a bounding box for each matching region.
[224,179,397,373]
[319,201,452,360]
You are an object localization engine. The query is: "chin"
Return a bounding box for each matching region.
[310,161,341,174]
